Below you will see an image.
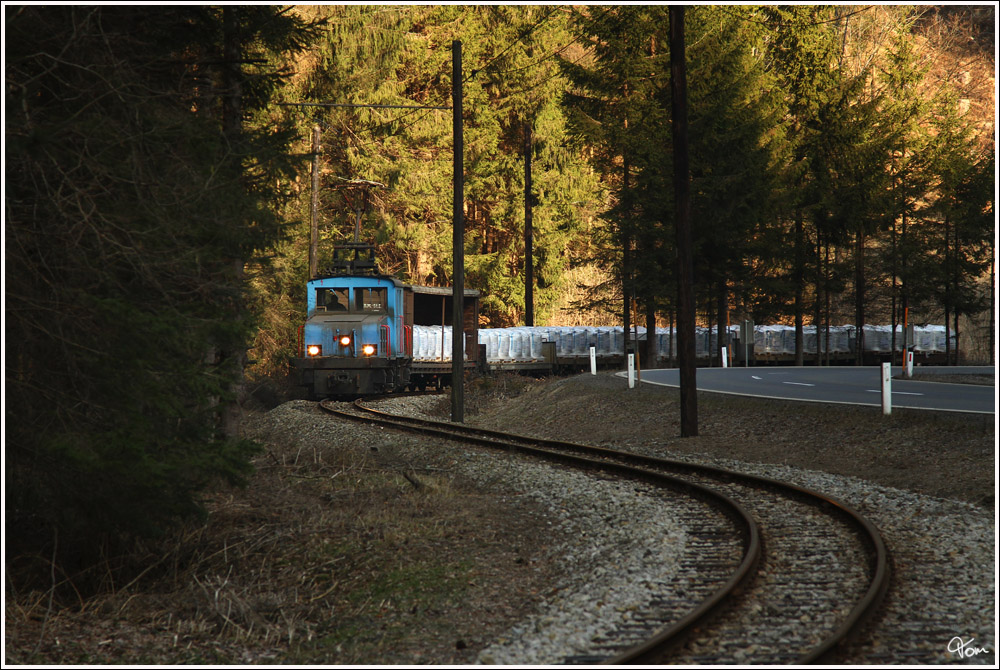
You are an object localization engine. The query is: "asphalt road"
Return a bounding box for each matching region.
[635,366,996,414]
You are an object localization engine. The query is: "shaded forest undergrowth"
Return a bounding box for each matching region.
[6,371,993,664]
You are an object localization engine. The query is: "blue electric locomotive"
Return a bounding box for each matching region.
[293,243,480,398]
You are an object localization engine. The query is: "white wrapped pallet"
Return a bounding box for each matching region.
[583,327,598,355]
[864,325,892,352]
[780,328,795,354]
[912,326,932,352]
[428,326,439,359]
[574,327,589,355]
[914,325,947,352]
[498,329,511,360]
[558,328,573,356]
[516,328,532,360]
[484,330,499,361]
[692,327,705,357]
[414,325,443,360]
[656,330,671,358]
[756,325,780,354]
[524,328,538,354]
[412,325,422,358]
[829,326,843,353]
[604,326,621,352]
[413,325,425,359]
[435,326,446,360]
[526,330,540,359]
[507,328,522,360]
[802,326,817,355]
[592,328,607,354]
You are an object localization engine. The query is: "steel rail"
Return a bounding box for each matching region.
[320,400,761,661]
[321,399,890,664]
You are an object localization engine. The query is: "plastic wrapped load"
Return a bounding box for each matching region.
[412,325,465,361]
[863,325,893,352]
[801,326,818,354]
[412,325,441,359]
[828,326,851,353]
[655,329,674,358]
[755,325,785,354]
[422,323,952,363]
[596,326,625,355]
[481,329,499,361]
[913,325,948,352]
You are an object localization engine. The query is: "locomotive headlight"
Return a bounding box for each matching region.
[362,344,377,357]
[339,335,352,347]
[306,344,322,357]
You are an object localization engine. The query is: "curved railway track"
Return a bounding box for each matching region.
[319,399,890,664]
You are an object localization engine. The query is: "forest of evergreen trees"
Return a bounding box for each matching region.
[5,5,995,560]
[243,4,994,376]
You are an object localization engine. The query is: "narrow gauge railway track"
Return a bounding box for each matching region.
[328,389,447,402]
[319,399,890,665]
[321,400,762,662]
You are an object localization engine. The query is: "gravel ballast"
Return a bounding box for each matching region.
[8,370,991,665]
[369,371,996,664]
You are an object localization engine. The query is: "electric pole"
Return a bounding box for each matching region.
[524,119,534,327]
[670,6,698,437]
[309,125,320,278]
[451,40,465,423]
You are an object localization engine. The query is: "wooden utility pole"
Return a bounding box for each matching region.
[670,6,698,437]
[524,120,534,327]
[622,155,632,356]
[451,40,465,423]
[794,212,804,366]
[309,125,320,278]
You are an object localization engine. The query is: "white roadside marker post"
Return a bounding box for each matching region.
[628,353,635,389]
[590,346,597,375]
[881,362,892,415]
[721,347,728,368]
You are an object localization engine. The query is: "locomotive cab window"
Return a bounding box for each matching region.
[316,287,350,312]
[356,287,387,313]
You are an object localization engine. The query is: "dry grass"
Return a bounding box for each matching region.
[466,371,995,509]
[4,400,564,665]
[6,370,993,664]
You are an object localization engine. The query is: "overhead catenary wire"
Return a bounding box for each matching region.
[322,10,563,148]
[715,5,875,29]
[318,4,615,146]
[350,6,597,140]
[484,5,616,78]
[465,4,562,82]
[278,101,450,111]
[296,4,881,146]
[294,6,625,155]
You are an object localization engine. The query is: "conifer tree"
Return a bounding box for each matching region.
[6,5,316,561]
[282,5,601,327]
[759,4,842,363]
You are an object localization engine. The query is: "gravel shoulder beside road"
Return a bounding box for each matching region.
[452,370,995,664]
[7,369,993,665]
[462,371,995,509]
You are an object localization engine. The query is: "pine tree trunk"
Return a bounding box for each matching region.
[815,231,822,366]
[645,304,657,369]
[854,228,865,366]
[221,5,245,440]
[717,282,727,368]
[944,218,952,365]
[794,212,805,366]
